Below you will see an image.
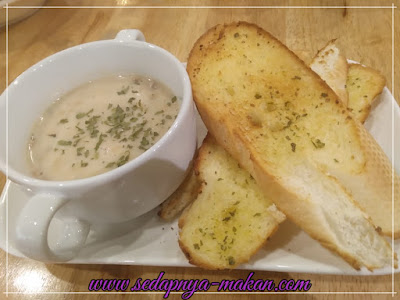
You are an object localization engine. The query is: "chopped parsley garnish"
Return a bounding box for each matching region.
[95,134,106,151]
[76,109,93,119]
[77,147,84,156]
[117,86,129,95]
[312,139,325,149]
[58,140,72,146]
[46,79,178,176]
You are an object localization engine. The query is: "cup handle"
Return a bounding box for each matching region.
[114,29,146,43]
[14,193,90,262]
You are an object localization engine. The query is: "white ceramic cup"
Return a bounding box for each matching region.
[0,30,196,262]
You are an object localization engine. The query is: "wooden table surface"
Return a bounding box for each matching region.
[0,0,399,299]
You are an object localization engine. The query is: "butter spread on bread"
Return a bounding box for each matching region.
[159,43,387,221]
[187,22,398,270]
[179,134,285,269]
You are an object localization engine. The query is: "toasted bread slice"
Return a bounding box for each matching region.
[159,48,386,222]
[310,40,349,105]
[188,22,398,269]
[179,134,285,269]
[347,64,386,123]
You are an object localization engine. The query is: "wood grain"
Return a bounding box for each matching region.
[0,0,399,299]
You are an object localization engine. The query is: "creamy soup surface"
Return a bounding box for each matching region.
[27,74,179,181]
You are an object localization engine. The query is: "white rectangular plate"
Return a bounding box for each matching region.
[0,81,399,276]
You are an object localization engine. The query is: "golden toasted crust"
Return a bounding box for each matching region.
[178,134,284,269]
[158,169,201,221]
[347,63,386,123]
[188,22,397,270]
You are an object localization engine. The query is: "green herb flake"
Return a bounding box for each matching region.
[80,161,88,167]
[141,137,149,146]
[59,118,68,124]
[76,147,84,156]
[75,125,84,135]
[73,138,81,147]
[193,243,200,250]
[129,127,143,141]
[291,142,296,152]
[283,119,292,129]
[106,162,116,168]
[117,86,129,95]
[155,110,164,115]
[57,140,72,146]
[228,256,235,266]
[86,115,101,138]
[95,134,105,151]
[171,96,177,103]
[165,115,172,120]
[76,112,87,119]
[254,93,262,99]
[321,93,328,98]
[116,151,130,167]
[253,213,261,217]
[312,139,325,149]
[48,134,56,138]
[334,158,339,163]
[76,108,94,119]
[292,76,301,80]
